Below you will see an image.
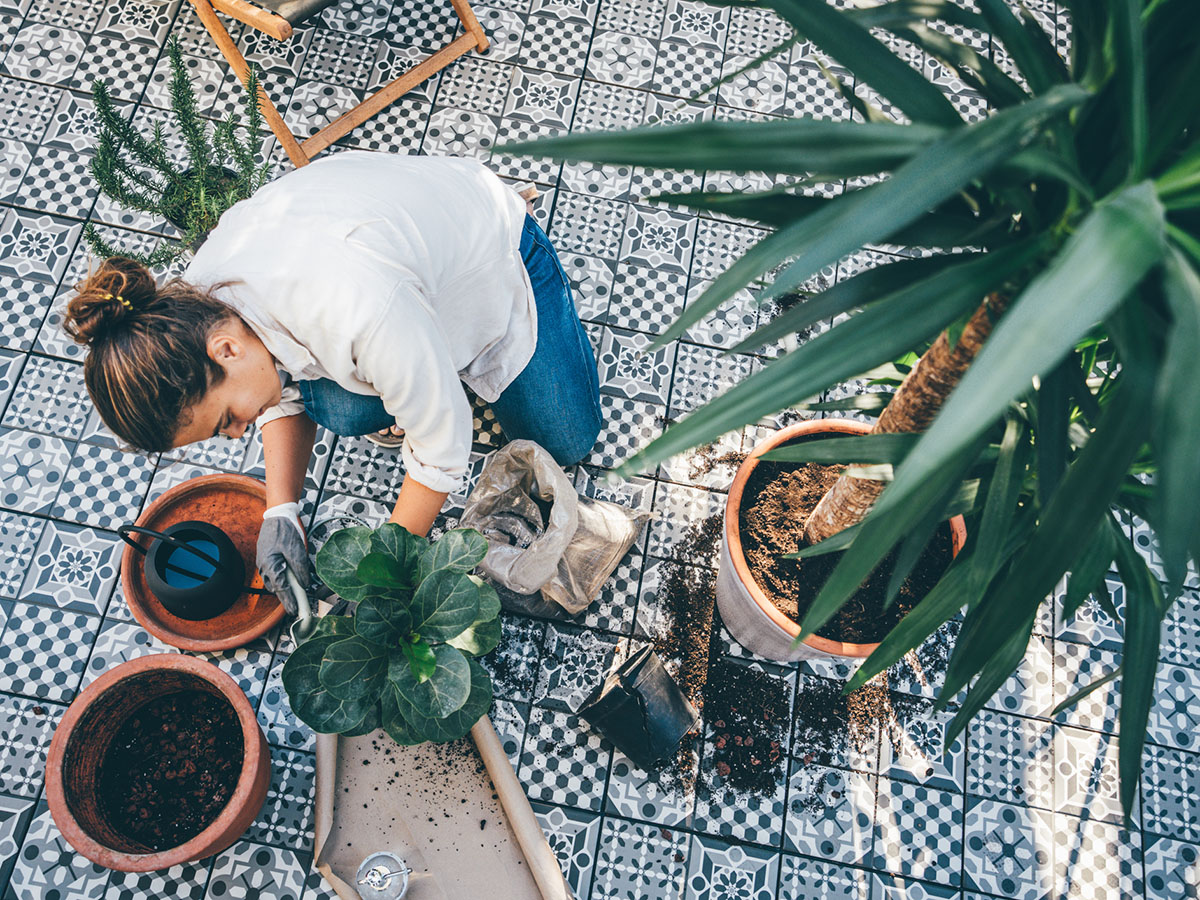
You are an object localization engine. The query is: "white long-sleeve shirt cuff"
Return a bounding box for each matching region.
[401,439,467,495]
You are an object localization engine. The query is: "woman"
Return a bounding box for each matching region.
[65,151,603,612]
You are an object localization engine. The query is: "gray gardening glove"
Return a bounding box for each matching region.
[256,502,310,617]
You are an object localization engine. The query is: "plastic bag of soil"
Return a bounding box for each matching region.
[462,440,650,615]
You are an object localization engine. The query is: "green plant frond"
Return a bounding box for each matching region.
[888,20,1030,109]
[166,38,212,179]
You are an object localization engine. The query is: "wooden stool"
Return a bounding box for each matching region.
[189,0,489,167]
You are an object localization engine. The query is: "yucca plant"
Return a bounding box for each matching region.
[504,0,1200,820]
[85,37,271,268]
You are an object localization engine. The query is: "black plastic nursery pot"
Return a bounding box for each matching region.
[161,166,238,233]
[579,646,699,771]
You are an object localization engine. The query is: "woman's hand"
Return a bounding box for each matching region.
[257,503,309,615]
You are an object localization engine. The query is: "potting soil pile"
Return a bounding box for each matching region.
[462,440,649,617]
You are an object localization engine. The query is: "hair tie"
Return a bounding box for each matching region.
[104,292,133,311]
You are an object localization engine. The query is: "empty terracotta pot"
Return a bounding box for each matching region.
[717,419,967,662]
[122,473,284,651]
[45,653,271,872]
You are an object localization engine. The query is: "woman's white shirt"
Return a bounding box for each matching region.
[183,151,536,494]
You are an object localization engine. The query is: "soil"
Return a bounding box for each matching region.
[704,660,788,795]
[739,437,953,643]
[98,690,242,851]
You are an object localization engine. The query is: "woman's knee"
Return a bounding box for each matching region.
[543,403,603,467]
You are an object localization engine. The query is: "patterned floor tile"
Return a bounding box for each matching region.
[657,426,743,491]
[783,761,875,865]
[0,78,59,143]
[1052,640,1120,734]
[596,326,675,404]
[578,547,643,635]
[518,704,611,810]
[1163,589,1200,669]
[694,737,786,845]
[966,710,1053,810]
[1052,812,1142,900]
[871,872,960,899]
[5,802,109,900]
[880,695,965,793]
[591,815,689,900]
[481,613,547,702]
[654,39,720,99]
[581,393,662,473]
[532,802,602,900]
[204,840,307,900]
[559,160,634,201]
[0,209,80,283]
[646,481,724,560]
[1053,573,1125,651]
[779,854,870,900]
[605,745,696,828]
[257,652,313,753]
[604,261,687,336]
[0,601,97,703]
[1142,742,1200,841]
[422,104,499,159]
[491,697,529,768]
[585,31,658,88]
[669,344,756,418]
[683,834,777,900]
[517,15,591,77]
[105,857,211,900]
[0,277,56,352]
[1143,833,1200,900]
[2,23,86,86]
[791,673,880,775]
[0,695,63,799]
[0,793,35,896]
[0,512,43,596]
[18,521,121,615]
[962,797,1054,900]
[872,776,963,886]
[1149,661,1200,752]
[985,634,1055,721]
[2,355,88,439]
[534,622,620,711]
[552,191,629,259]
[619,204,695,273]
[245,746,314,852]
[51,442,155,528]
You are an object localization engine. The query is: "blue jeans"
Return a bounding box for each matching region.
[297,215,602,466]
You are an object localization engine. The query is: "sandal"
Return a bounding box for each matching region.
[365,425,405,449]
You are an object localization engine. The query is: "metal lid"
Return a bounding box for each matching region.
[355,852,411,900]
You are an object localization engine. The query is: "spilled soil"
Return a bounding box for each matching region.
[98,690,242,851]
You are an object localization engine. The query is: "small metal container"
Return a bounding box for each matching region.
[355,852,411,900]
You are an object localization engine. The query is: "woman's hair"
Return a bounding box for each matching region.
[64,257,237,453]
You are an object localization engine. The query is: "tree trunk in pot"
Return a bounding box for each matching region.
[803,294,1008,544]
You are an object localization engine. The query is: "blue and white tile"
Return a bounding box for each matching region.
[985,634,1054,721]
[0,512,44,596]
[257,653,314,753]
[596,326,675,404]
[683,834,777,900]
[0,210,80,284]
[1,355,88,439]
[480,613,546,702]
[872,777,963,886]
[1054,573,1125,651]
[646,482,724,561]
[792,674,880,774]
[585,32,658,88]
[1052,812,1142,900]
[490,697,528,767]
[668,344,755,419]
[0,695,63,799]
[1052,641,1120,734]
[778,854,870,900]
[0,793,36,894]
[532,802,602,900]
[1143,833,1200,900]
[5,802,108,900]
[783,761,874,865]
[245,746,315,852]
[552,191,629,259]
[661,0,727,48]
[204,840,307,900]
[1142,742,1200,842]
[51,442,155,528]
[0,276,56,352]
[18,521,122,615]
[961,797,1054,900]
[1163,589,1200,669]
[105,858,212,900]
[0,601,98,702]
[1148,661,1200,752]
[880,696,965,793]
[518,704,610,810]
[966,710,1053,810]
[517,15,591,77]
[534,622,620,712]
[605,746,696,828]
[871,873,960,900]
[1,23,86,86]
[591,816,689,900]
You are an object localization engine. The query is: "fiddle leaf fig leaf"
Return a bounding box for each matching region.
[341,701,382,737]
[355,594,413,645]
[469,574,501,622]
[356,552,408,588]
[389,644,472,718]
[398,659,493,743]
[282,636,374,734]
[371,523,425,581]
[314,526,374,600]
[396,636,437,683]
[380,683,424,746]
[411,570,480,641]
[310,614,355,640]
[318,635,387,702]
[417,528,489,581]
[446,616,501,658]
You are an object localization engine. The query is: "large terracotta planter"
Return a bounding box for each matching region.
[122,473,283,651]
[45,653,271,872]
[717,419,967,662]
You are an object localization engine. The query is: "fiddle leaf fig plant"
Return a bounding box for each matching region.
[282,524,500,745]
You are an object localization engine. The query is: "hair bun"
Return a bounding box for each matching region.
[64,257,158,345]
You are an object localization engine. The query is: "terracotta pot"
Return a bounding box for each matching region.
[122,473,284,651]
[45,653,271,872]
[717,419,967,662]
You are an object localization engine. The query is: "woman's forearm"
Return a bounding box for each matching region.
[390,477,449,538]
[261,413,318,508]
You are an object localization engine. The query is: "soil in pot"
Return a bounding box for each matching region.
[97,689,243,851]
[739,434,953,643]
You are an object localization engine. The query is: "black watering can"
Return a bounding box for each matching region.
[118,521,269,621]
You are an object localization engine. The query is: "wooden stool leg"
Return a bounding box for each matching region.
[450,0,489,52]
[188,0,311,167]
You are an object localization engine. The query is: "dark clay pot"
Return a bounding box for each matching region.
[45,653,270,872]
[578,646,699,771]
